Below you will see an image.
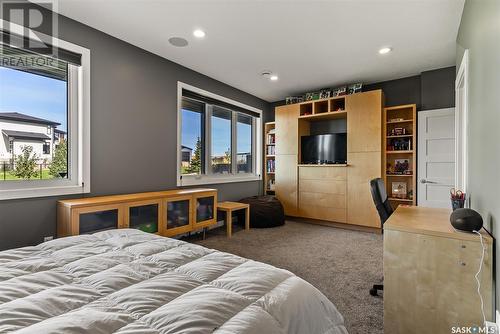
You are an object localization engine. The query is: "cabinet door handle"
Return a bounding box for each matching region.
[420,179,437,184]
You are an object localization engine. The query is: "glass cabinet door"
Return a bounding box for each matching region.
[194,193,216,228]
[128,203,159,233]
[164,196,192,236]
[78,206,121,234]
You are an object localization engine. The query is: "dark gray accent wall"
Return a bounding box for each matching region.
[0,8,271,250]
[364,75,422,109]
[421,67,456,110]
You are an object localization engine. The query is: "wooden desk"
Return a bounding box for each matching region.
[384,206,493,334]
[217,202,250,238]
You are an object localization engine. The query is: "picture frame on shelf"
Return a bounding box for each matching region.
[392,182,408,199]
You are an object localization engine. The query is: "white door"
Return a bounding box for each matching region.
[417,108,455,208]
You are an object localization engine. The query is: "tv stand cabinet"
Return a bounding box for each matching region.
[273,90,383,229]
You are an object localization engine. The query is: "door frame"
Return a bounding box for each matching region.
[455,49,469,194]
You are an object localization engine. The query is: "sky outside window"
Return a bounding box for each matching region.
[0,67,67,132]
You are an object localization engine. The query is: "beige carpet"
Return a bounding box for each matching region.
[191,220,383,334]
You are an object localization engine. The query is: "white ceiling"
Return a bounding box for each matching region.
[47,0,464,102]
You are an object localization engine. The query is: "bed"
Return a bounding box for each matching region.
[0,229,347,334]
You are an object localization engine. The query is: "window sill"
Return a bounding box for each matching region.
[178,174,261,187]
[0,184,89,201]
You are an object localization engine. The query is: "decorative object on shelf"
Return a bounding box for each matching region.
[389,127,407,136]
[305,92,320,101]
[388,138,411,151]
[394,159,410,174]
[269,179,275,191]
[319,89,331,99]
[450,208,482,232]
[391,182,407,199]
[386,162,394,174]
[389,118,404,123]
[347,83,363,94]
[408,189,413,200]
[450,188,466,211]
[285,96,304,105]
[331,86,347,97]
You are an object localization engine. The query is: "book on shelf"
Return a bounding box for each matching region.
[266,159,275,173]
[266,133,275,145]
[267,145,275,155]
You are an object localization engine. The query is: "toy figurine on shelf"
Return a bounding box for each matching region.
[387,162,394,174]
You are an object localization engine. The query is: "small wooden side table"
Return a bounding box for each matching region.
[217,201,250,238]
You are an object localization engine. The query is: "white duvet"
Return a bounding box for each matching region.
[0,229,347,334]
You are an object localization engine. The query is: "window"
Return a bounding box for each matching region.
[211,107,232,174]
[181,151,191,162]
[178,83,261,186]
[237,113,253,173]
[43,143,50,155]
[180,98,204,175]
[0,20,90,200]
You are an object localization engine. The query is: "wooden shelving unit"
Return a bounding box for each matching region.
[383,104,417,209]
[264,122,276,195]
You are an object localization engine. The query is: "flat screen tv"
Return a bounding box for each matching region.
[301,133,347,164]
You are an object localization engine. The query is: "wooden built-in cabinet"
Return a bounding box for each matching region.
[275,104,299,155]
[347,151,381,228]
[346,90,383,153]
[275,104,300,216]
[383,104,417,209]
[298,166,347,223]
[272,90,384,230]
[275,154,298,216]
[57,188,217,238]
[264,122,276,195]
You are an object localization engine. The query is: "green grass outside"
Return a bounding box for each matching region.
[0,169,55,181]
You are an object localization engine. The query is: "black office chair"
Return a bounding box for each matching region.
[369,178,394,297]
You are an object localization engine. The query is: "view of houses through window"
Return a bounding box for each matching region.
[181,96,254,177]
[0,66,68,181]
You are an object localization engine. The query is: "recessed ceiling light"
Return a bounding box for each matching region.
[379,47,392,55]
[193,29,206,38]
[261,71,278,82]
[169,37,188,47]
